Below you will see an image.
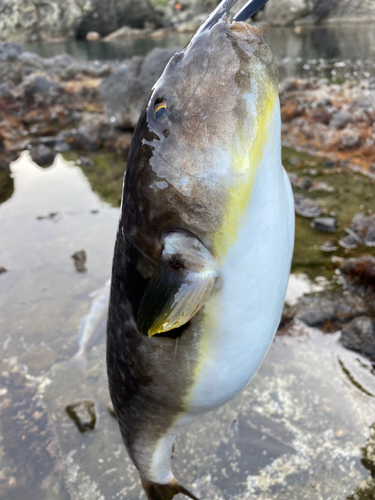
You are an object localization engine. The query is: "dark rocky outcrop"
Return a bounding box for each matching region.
[0,0,162,43]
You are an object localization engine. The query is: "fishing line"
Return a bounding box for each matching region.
[234,0,269,21]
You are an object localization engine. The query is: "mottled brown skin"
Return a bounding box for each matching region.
[107,19,278,499]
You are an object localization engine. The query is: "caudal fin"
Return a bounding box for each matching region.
[141,477,200,500]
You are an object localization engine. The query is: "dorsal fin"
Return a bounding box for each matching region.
[141,477,200,500]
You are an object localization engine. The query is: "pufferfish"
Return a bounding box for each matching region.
[106,0,294,498]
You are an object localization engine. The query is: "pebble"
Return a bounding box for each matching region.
[78,156,94,167]
[65,400,97,433]
[311,217,337,233]
[71,250,87,273]
[340,317,375,359]
[294,193,322,218]
[319,241,338,252]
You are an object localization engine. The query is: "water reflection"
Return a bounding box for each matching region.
[1,150,375,499]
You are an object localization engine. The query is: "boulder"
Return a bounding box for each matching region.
[0,0,162,43]
[340,317,375,360]
[99,48,175,129]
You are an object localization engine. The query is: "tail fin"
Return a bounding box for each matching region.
[141,477,200,500]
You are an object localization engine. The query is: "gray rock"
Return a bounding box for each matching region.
[311,217,337,233]
[342,213,375,248]
[30,144,55,167]
[324,159,335,169]
[78,156,94,167]
[0,81,11,97]
[65,400,96,433]
[294,193,322,218]
[295,296,335,327]
[339,235,358,250]
[319,241,338,252]
[99,48,175,128]
[340,317,375,359]
[330,111,354,130]
[0,0,161,43]
[340,256,375,294]
[294,176,313,190]
[71,250,87,273]
[340,133,361,149]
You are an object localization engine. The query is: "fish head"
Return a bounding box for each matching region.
[123,18,279,265]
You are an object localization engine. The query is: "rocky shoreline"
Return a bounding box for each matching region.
[1,0,375,43]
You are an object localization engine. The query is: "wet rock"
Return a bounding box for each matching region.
[294,293,369,329]
[342,214,375,248]
[311,217,337,233]
[294,176,313,190]
[0,266,7,274]
[294,193,322,218]
[309,181,335,193]
[67,113,109,151]
[71,250,87,273]
[324,159,335,169]
[339,234,358,249]
[340,317,375,360]
[78,156,94,167]
[30,144,56,167]
[99,48,175,128]
[65,400,96,433]
[340,256,375,295]
[295,296,335,327]
[319,241,338,252]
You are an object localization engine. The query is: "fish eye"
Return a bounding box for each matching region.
[154,102,167,120]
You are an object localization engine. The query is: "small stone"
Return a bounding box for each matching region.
[340,317,375,359]
[324,159,335,169]
[78,156,94,167]
[287,172,298,185]
[30,144,56,167]
[65,400,96,433]
[295,297,335,327]
[319,241,338,252]
[308,169,318,176]
[311,217,337,233]
[339,235,358,249]
[71,250,87,273]
[335,428,348,438]
[368,77,375,90]
[86,31,101,41]
[0,266,7,274]
[295,177,313,190]
[294,194,322,218]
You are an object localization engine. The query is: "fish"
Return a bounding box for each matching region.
[106,0,294,498]
[67,280,110,371]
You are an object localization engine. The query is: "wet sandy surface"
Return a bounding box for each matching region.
[1,152,375,499]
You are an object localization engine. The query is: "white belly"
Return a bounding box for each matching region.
[182,130,295,418]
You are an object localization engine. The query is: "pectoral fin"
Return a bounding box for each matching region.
[137,231,217,337]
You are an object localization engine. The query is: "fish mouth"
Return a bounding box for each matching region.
[199,0,269,33]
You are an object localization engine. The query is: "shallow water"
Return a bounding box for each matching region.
[25,23,375,80]
[0,149,375,499]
